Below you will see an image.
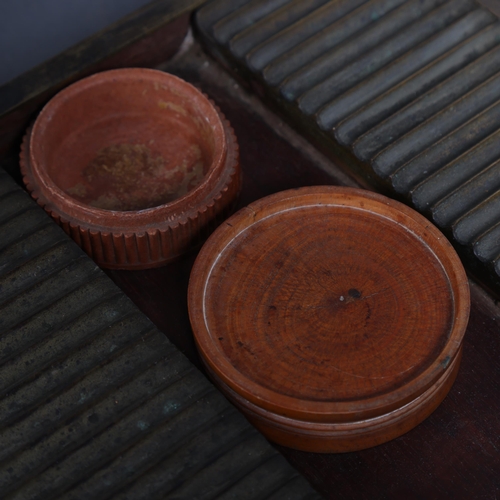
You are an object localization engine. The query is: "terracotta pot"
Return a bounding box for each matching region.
[20,68,241,269]
[188,186,470,453]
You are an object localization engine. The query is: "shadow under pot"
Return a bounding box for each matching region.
[20,68,241,269]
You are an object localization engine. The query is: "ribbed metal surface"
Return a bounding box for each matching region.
[196,0,500,292]
[0,168,319,499]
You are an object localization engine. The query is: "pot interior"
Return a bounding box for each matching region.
[33,72,222,211]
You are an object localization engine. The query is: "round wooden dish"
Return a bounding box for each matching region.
[20,68,241,269]
[188,186,470,453]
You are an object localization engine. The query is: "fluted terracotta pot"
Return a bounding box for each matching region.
[21,68,241,269]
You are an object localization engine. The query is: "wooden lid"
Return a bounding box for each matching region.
[189,187,470,428]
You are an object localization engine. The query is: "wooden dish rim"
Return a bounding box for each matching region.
[188,186,470,423]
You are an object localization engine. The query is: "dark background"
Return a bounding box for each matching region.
[0,0,152,86]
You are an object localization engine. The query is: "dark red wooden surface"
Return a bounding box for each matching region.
[103,39,500,500]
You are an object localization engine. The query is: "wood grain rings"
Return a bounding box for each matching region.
[188,186,470,452]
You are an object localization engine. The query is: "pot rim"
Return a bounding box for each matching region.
[25,68,228,229]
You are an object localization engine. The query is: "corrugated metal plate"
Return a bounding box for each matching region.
[196,0,500,293]
[0,168,320,499]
